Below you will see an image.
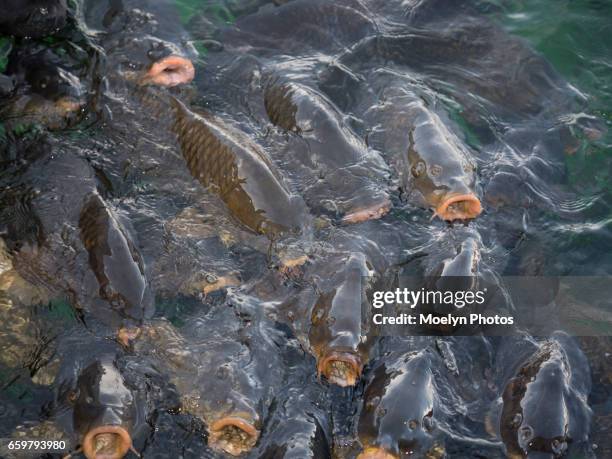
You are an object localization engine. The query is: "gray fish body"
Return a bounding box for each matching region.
[79,193,152,323]
[264,81,390,220]
[358,339,445,458]
[495,334,592,458]
[221,0,376,55]
[365,85,478,217]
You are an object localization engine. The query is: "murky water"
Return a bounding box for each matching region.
[0,0,611,458]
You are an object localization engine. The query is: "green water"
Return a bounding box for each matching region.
[479,0,612,194]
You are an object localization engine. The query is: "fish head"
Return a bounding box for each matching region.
[73,360,135,459]
[311,253,372,387]
[407,129,481,221]
[516,359,571,458]
[208,413,260,456]
[107,35,194,87]
[359,353,443,458]
[501,344,581,459]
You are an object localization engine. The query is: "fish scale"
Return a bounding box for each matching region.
[134,87,307,237]
[264,82,299,133]
[78,192,149,322]
[176,112,239,193]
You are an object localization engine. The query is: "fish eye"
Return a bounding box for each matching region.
[423,410,435,431]
[551,438,568,455]
[430,164,442,176]
[510,413,522,427]
[519,425,534,443]
[376,406,387,418]
[411,161,426,178]
[407,419,418,430]
[38,76,50,89]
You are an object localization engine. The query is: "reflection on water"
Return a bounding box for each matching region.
[0,0,611,458]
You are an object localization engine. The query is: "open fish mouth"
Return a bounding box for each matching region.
[208,415,260,456]
[82,425,132,459]
[141,55,195,87]
[357,447,397,459]
[435,193,482,221]
[318,351,362,387]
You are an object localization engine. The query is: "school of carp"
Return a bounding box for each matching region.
[0,0,610,458]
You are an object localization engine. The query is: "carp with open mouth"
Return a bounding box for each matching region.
[365,85,481,222]
[132,295,286,456]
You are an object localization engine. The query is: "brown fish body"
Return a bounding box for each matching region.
[79,193,151,323]
[290,251,375,387]
[366,86,481,221]
[264,81,390,222]
[138,89,308,237]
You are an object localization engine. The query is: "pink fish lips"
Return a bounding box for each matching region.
[435,193,482,221]
[81,425,133,459]
[208,415,260,456]
[141,55,195,87]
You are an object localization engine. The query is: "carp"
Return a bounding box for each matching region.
[357,339,445,459]
[263,80,390,223]
[492,334,592,458]
[283,251,376,387]
[79,192,152,324]
[366,86,481,221]
[136,88,309,238]
[254,369,332,459]
[133,296,285,456]
[1,45,86,130]
[1,140,152,328]
[71,357,138,459]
